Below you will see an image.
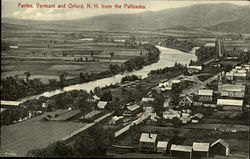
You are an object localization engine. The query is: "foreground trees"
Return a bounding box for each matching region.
[26,127,114,157]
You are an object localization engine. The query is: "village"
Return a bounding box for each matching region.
[1,35,249,158]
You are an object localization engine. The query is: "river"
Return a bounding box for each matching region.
[18,46,197,102]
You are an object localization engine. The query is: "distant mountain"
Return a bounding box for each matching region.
[206,19,250,33]
[2,3,250,32]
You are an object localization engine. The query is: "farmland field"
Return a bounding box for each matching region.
[0,110,85,156]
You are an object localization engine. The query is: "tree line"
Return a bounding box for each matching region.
[1,44,160,101]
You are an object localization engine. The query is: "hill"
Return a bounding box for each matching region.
[2,3,250,32]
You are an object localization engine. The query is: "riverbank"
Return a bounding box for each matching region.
[1,44,160,101]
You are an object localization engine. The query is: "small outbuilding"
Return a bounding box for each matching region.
[210,139,230,156]
[157,141,168,153]
[170,144,192,159]
[192,142,210,157]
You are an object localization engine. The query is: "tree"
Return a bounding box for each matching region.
[91,51,94,60]
[172,117,181,128]
[58,71,67,83]
[109,64,121,74]
[152,95,165,116]
[24,72,31,82]
[100,91,112,101]
[109,52,114,61]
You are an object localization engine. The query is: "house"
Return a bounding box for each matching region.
[123,104,141,116]
[109,116,124,125]
[170,144,192,159]
[218,84,246,98]
[198,89,213,102]
[217,99,243,111]
[179,95,193,107]
[210,139,230,156]
[97,101,108,109]
[192,142,210,157]
[157,141,168,153]
[141,97,154,102]
[139,133,158,152]
[163,109,181,120]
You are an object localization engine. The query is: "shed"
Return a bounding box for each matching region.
[157,141,168,153]
[210,139,230,156]
[170,144,192,159]
[192,142,210,157]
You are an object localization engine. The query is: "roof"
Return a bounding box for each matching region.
[172,80,181,84]
[139,133,157,143]
[141,98,154,102]
[97,101,108,109]
[112,116,124,121]
[157,141,168,148]
[187,65,203,71]
[211,139,229,148]
[170,144,192,152]
[217,99,243,107]
[221,84,245,92]
[93,95,100,100]
[204,43,215,47]
[198,89,213,96]
[234,73,247,77]
[127,104,140,111]
[193,142,210,152]
[1,100,21,106]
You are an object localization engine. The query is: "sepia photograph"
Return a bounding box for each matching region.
[1,0,250,158]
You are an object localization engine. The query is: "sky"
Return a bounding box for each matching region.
[1,0,249,20]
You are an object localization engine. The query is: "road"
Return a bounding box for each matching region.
[114,109,153,138]
[182,71,224,95]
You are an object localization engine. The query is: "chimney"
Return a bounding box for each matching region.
[149,132,152,139]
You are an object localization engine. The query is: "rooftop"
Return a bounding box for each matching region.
[211,139,229,148]
[112,116,124,121]
[141,98,154,102]
[157,141,168,148]
[198,89,213,96]
[1,100,21,106]
[170,144,192,152]
[193,142,210,152]
[139,133,157,143]
[97,101,108,109]
[127,104,140,111]
[217,99,243,106]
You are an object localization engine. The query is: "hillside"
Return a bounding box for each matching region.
[2,3,250,32]
[206,19,250,33]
